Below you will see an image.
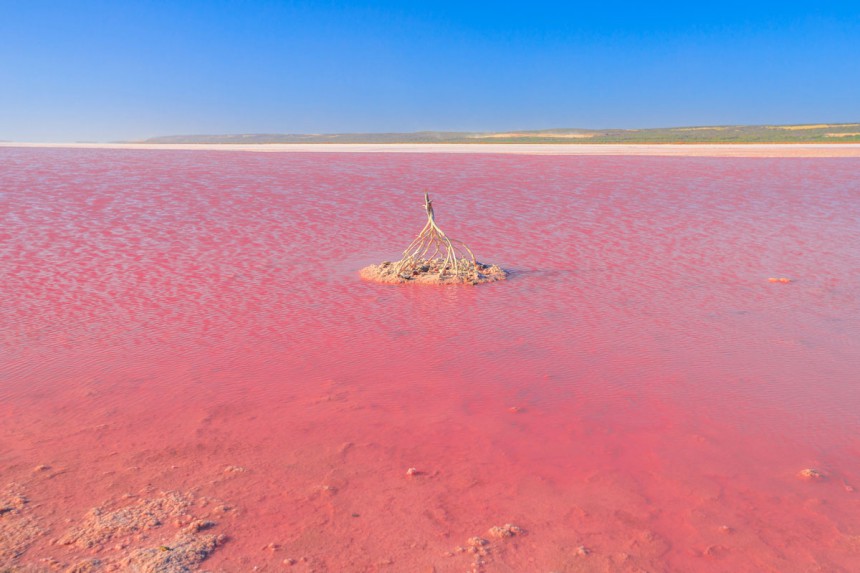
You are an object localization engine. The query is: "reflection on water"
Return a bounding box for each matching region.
[1,148,859,571]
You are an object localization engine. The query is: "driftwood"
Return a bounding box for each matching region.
[360,193,506,285]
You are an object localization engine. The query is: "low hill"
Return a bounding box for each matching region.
[140,123,860,145]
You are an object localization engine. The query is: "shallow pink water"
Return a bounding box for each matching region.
[2,148,860,571]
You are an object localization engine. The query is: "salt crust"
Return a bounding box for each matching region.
[360,260,507,285]
[1,487,225,573]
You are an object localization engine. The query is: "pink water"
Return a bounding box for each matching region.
[2,148,859,572]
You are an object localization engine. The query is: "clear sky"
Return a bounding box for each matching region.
[2,0,859,142]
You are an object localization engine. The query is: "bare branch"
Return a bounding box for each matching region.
[361,193,507,285]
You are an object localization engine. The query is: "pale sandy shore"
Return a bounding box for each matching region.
[3,142,860,157]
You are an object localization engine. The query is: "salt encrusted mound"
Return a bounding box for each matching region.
[54,491,225,573]
[361,259,507,285]
[0,483,43,565]
[58,491,194,549]
[361,193,507,286]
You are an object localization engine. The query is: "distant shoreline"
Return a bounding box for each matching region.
[3,142,860,157]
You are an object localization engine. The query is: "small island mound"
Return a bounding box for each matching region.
[361,193,507,285]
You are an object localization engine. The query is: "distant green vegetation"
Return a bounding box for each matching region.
[141,123,860,145]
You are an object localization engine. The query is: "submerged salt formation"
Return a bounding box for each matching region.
[0,488,225,573]
[361,193,507,285]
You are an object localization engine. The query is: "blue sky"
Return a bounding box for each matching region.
[1,1,859,141]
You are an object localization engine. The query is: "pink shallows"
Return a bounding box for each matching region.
[1,148,859,571]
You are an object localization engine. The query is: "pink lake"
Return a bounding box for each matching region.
[1,148,859,572]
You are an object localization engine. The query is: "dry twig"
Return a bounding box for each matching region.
[360,193,506,285]
[391,193,478,280]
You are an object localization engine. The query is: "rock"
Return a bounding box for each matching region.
[488,523,525,538]
[799,468,826,480]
